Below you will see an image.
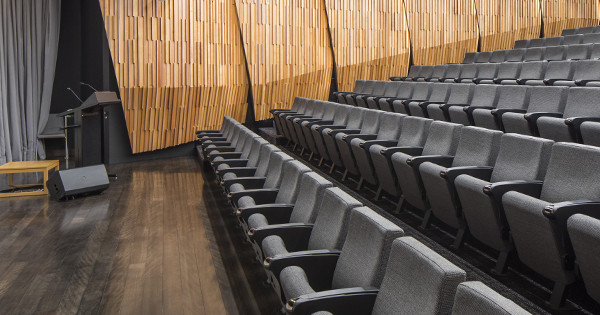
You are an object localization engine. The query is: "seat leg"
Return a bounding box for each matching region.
[342,169,349,181]
[374,186,383,201]
[419,209,433,230]
[329,163,336,174]
[451,226,469,250]
[300,148,305,155]
[394,195,406,213]
[356,177,364,190]
[309,152,314,160]
[318,157,324,166]
[547,282,576,310]
[292,143,297,151]
[491,250,513,276]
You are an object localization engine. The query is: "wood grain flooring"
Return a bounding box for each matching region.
[0,156,278,315]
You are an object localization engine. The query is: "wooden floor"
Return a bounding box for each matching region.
[0,156,279,315]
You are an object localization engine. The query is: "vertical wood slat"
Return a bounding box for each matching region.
[541,0,600,37]
[101,0,249,154]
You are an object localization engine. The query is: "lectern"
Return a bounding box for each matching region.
[58,92,121,168]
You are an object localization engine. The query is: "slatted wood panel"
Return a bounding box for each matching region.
[324,0,410,92]
[99,0,249,154]
[541,0,600,37]
[475,0,542,51]
[235,0,334,121]
[404,0,479,65]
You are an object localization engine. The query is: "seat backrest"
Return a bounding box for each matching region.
[395,82,415,98]
[408,82,434,101]
[289,173,334,224]
[427,83,452,103]
[543,60,576,80]
[376,112,405,140]
[360,80,376,94]
[529,38,545,47]
[382,81,401,97]
[40,114,66,136]
[331,104,351,125]
[489,50,507,63]
[490,134,554,182]
[431,65,448,78]
[239,133,258,159]
[264,152,294,189]
[514,39,530,49]
[495,85,531,110]
[320,102,336,120]
[523,47,545,61]
[591,43,600,59]
[451,282,532,315]
[462,52,478,64]
[346,107,368,129]
[407,65,421,77]
[476,63,499,79]
[519,60,548,80]
[563,34,583,45]
[447,83,475,105]
[583,33,600,44]
[545,36,564,47]
[459,64,478,79]
[397,117,433,147]
[290,97,307,112]
[310,100,326,119]
[562,28,578,36]
[331,207,404,290]
[471,84,500,107]
[506,48,527,62]
[228,126,243,146]
[594,26,600,33]
[372,237,466,315]
[275,161,312,204]
[371,81,388,96]
[247,138,270,168]
[308,187,362,250]
[255,144,281,177]
[496,62,521,79]
[567,214,600,305]
[422,121,463,156]
[444,64,463,78]
[572,59,600,81]
[566,44,591,60]
[302,99,316,116]
[578,26,595,35]
[475,51,492,63]
[360,110,383,134]
[540,143,600,203]
[452,127,503,167]
[418,65,435,79]
[543,45,566,61]
[526,86,569,113]
[353,80,366,93]
[563,87,600,118]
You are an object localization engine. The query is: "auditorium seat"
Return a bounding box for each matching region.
[579,121,600,146]
[424,64,449,82]
[478,62,521,85]
[506,49,526,62]
[276,98,312,142]
[523,47,545,61]
[552,60,600,86]
[272,97,308,138]
[393,65,421,81]
[501,86,569,136]
[198,117,240,145]
[356,82,390,107]
[577,26,595,35]
[406,83,452,117]
[591,43,600,59]
[545,36,565,47]
[392,121,463,214]
[247,172,333,263]
[290,237,465,315]
[318,107,367,169]
[263,188,363,301]
[196,116,235,139]
[277,207,403,307]
[214,137,270,180]
[292,101,336,154]
[447,84,500,125]
[426,83,475,121]
[461,52,478,64]
[563,34,583,45]
[439,64,463,83]
[345,81,376,105]
[583,33,600,44]
[503,143,600,309]
[219,144,280,189]
[561,28,578,36]
[365,82,402,109]
[567,214,600,304]
[501,60,547,85]
[529,38,545,47]
[524,60,575,86]
[390,82,434,114]
[409,65,434,82]
[307,106,352,162]
[475,51,492,63]
[369,117,432,198]
[203,124,245,155]
[283,100,316,146]
[451,282,532,315]
[565,44,591,60]
[472,85,531,131]
[542,45,566,61]
[225,151,293,199]
[285,100,324,148]
[489,50,507,63]
[471,63,499,84]
[454,134,553,275]
[207,129,258,163]
[513,39,530,49]
[334,80,366,104]
[454,64,478,83]
[377,82,416,112]
[419,127,502,247]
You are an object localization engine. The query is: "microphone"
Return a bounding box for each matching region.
[79,82,98,92]
[67,87,83,104]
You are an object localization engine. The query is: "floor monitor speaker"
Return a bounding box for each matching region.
[46,165,110,200]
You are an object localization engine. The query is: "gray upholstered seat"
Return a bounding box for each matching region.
[552,60,600,86]
[349,112,405,186]
[513,39,530,49]
[475,51,492,63]
[451,282,531,315]
[394,65,421,81]
[501,60,547,86]
[561,28,578,36]
[503,143,600,309]
[369,117,433,198]
[471,63,499,84]
[200,119,241,147]
[220,144,281,189]
[505,48,526,62]
[565,44,591,60]
[284,99,316,145]
[580,121,600,146]
[462,52,478,64]
[447,84,499,126]
[545,36,565,47]
[439,64,463,83]
[577,26,595,34]
[320,107,368,169]
[406,83,452,117]
[454,64,478,83]
[345,80,376,105]
[582,33,600,44]
[423,65,449,82]
[203,124,247,155]
[366,82,402,110]
[419,127,503,248]
[426,83,475,121]
[564,34,583,45]
[293,101,336,153]
[378,82,415,112]
[478,62,521,85]
[567,214,600,304]
[454,134,554,275]
[537,87,600,142]
[196,116,235,140]
[308,105,351,161]
[356,81,389,107]
[409,65,434,82]
[502,86,569,136]
[293,237,465,315]
[335,110,383,179]
[214,137,269,179]
[529,38,545,47]
[542,45,566,61]
[225,151,293,197]
[272,97,305,135]
[523,47,545,62]
[523,60,575,86]
[207,128,256,162]
[275,97,309,142]
[471,85,531,131]
[247,172,333,262]
[278,207,403,304]
[591,43,600,59]
[489,50,507,63]
[392,82,434,114]
[334,80,366,104]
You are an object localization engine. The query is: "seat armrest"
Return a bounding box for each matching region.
[565,117,600,142]
[208,147,237,155]
[576,79,600,86]
[249,223,314,254]
[266,250,342,292]
[205,146,234,155]
[288,288,379,315]
[464,106,496,125]
[223,177,266,191]
[233,190,280,208]
[271,108,293,113]
[335,129,362,137]
[437,103,470,121]
[358,140,398,152]
[241,204,295,225]
[493,78,512,84]
[196,129,221,135]
[407,155,455,169]
[543,78,566,85]
[385,97,410,103]
[524,112,563,122]
[441,166,494,186]
[198,133,223,140]
[213,159,248,170]
[229,188,277,205]
[491,108,527,117]
[210,152,242,162]
[217,167,256,179]
[381,146,424,159]
[306,120,333,128]
[281,112,307,119]
[315,125,346,132]
[543,200,600,270]
[326,128,353,137]
[201,138,228,146]
[390,76,406,81]
[297,118,322,124]
[289,115,312,121]
[202,141,231,149]
[342,134,378,143]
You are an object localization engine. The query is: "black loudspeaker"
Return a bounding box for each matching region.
[46,165,110,200]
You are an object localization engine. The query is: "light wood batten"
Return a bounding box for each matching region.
[541,0,600,37]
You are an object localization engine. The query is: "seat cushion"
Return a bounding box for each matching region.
[280,266,316,300]
[207,144,216,148]
[262,235,290,258]
[213,156,225,161]
[229,183,246,193]
[217,163,230,171]
[237,196,257,209]
[222,172,237,180]
[452,282,531,315]
[247,213,270,229]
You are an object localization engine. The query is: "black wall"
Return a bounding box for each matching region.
[49,0,195,164]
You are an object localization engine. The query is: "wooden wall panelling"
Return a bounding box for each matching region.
[404,0,479,65]
[324,0,411,92]
[541,0,600,37]
[234,0,334,121]
[474,0,541,51]
[99,0,249,153]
